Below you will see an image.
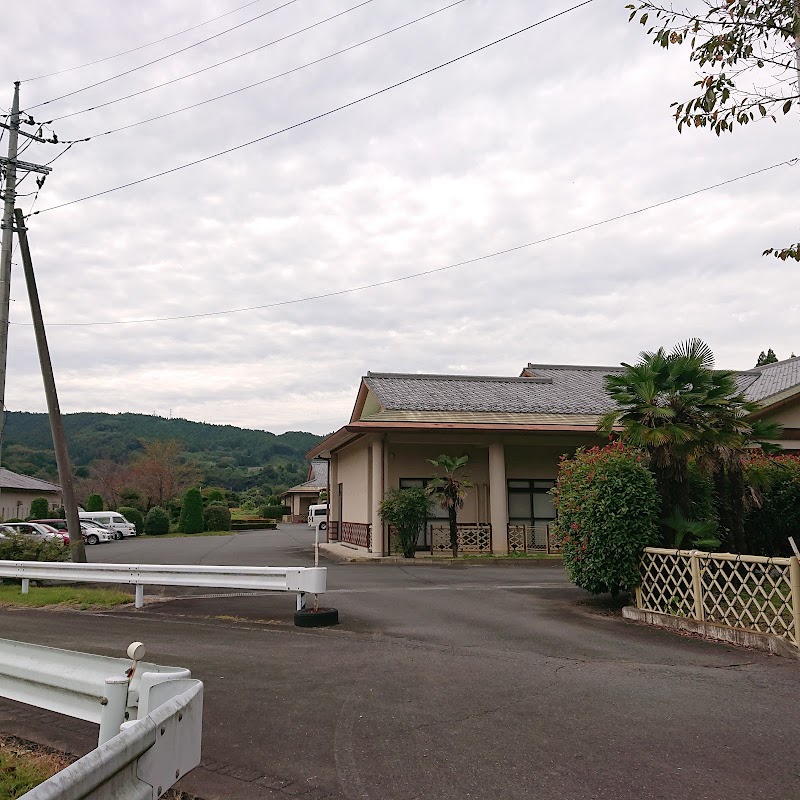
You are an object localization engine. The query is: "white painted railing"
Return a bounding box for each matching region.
[0,638,202,799]
[0,560,327,609]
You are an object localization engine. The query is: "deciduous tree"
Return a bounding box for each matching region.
[626,0,800,260]
[129,440,197,510]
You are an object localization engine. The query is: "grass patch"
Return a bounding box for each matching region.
[0,736,70,797]
[148,530,235,539]
[0,585,132,609]
[0,735,199,798]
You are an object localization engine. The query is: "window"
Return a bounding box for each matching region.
[507,479,556,527]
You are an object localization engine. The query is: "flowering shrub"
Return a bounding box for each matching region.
[743,453,800,556]
[552,441,660,596]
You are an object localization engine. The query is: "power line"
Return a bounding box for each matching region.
[25,0,304,109]
[17,157,795,328]
[31,0,596,217]
[39,0,382,124]
[61,0,470,139]
[21,0,272,82]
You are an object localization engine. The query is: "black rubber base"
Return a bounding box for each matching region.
[294,607,339,627]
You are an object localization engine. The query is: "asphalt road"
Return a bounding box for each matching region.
[1,526,798,800]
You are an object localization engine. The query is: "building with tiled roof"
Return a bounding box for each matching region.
[308,357,800,556]
[0,467,62,520]
[281,459,329,523]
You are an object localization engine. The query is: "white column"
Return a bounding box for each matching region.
[488,442,508,554]
[370,438,384,554]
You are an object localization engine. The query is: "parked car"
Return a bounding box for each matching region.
[1,521,66,545]
[31,518,112,545]
[307,503,328,532]
[78,511,137,539]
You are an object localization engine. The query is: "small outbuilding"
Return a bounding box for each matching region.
[281,458,329,523]
[0,468,62,520]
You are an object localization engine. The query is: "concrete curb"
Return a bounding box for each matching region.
[622,606,800,659]
[318,543,562,566]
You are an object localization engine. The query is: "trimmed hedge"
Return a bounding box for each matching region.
[178,488,204,534]
[118,506,144,535]
[204,503,232,532]
[86,494,104,512]
[552,442,660,596]
[231,520,277,531]
[28,497,50,520]
[258,504,289,519]
[144,507,170,536]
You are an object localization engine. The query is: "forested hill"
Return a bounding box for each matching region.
[2,411,326,493]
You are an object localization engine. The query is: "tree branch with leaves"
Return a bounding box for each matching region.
[626,0,800,260]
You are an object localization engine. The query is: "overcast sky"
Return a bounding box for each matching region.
[1,0,797,435]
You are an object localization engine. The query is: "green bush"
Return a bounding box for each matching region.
[744,454,800,556]
[28,497,50,519]
[552,442,660,596]
[178,487,204,534]
[204,503,232,532]
[117,506,144,535]
[144,507,170,536]
[202,488,226,506]
[0,532,69,563]
[258,504,288,520]
[380,487,429,558]
[86,494,104,512]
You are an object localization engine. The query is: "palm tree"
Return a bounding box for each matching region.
[599,339,780,548]
[426,455,471,558]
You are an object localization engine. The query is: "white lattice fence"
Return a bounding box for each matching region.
[699,555,795,642]
[639,549,696,619]
[506,525,559,554]
[637,548,800,647]
[431,524,491,554]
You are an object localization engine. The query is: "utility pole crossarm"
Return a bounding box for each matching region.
[0,157,52,176]
[0,122,48,143]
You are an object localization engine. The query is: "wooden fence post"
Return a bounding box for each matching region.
[690,551,705,621]
[790,557,800,647]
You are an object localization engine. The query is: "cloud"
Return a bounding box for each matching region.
[2,0,798,434]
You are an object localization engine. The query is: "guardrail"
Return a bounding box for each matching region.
[0,560,327,610]
[0,638,202,799]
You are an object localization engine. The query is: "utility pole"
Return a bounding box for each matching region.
[14,208,86,563]
[0,82,21,473]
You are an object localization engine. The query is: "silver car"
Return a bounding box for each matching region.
[1,522,66,545]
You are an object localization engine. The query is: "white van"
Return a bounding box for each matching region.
[79,511,137,539]
[307,504,328,531]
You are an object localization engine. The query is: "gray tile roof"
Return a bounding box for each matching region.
[284,458,328,493]
[741,356,800,402]
[0,468,61,493]
[363,358,800,417]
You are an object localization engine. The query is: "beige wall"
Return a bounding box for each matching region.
[387,441,490,522]
[336,437,372,524]
[0,490,61,521]
[762,396,800,428]
[333,429,602,550]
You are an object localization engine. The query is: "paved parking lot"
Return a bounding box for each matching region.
[1,525,799,799]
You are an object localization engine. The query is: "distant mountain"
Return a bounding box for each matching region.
[1,411,326,494]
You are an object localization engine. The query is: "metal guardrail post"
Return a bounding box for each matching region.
[98,677,129,745]
[21,578,29,594]
[790,557,800,647]
[690,550,705,621]
[135,585,144,609]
